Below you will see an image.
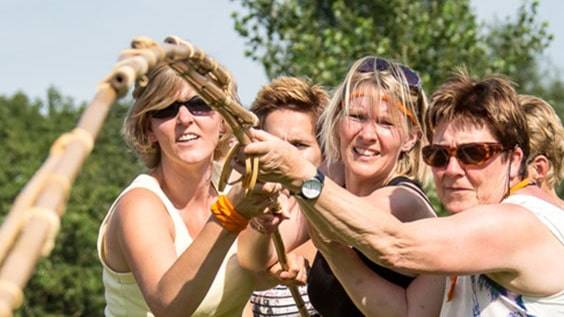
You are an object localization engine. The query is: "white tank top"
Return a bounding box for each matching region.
[96,173,253,316]
[440,194,564,316]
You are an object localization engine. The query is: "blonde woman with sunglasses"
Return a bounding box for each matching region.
[236,56,444,317]
[96,63,273,317]
[238,69,564,316]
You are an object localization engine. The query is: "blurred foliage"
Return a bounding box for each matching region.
[0,0,563,315]
[232,0,563,203]
[232,0,552,91]
[0,88,143,316]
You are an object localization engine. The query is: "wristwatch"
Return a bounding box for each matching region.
[297,168,325,200]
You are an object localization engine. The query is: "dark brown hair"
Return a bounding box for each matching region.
[427,70,530,175]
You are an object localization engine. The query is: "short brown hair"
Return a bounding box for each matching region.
[251,76,329,141]
[519,94,564,187]
[427,70,529,175]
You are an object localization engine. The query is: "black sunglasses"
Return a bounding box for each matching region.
[150,96,213,119]
[422,142,508,169]
[358,57,421,90]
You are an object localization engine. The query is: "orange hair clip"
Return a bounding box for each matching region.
[348,92,418,126]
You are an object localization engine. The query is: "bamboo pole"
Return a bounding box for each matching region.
[0,37,166,317]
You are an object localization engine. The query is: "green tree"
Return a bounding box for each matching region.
[0,88,142,316]
[233,0,552,91]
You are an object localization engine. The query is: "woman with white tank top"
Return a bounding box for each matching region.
[96,62,275,317]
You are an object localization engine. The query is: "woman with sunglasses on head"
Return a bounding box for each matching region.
[236,56,444,317]
[242,69,564,315]
[96,62,272,317]
[519,94,564,208]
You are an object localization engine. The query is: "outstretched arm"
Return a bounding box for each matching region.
[243,129,564,296]
[310,228,444,317]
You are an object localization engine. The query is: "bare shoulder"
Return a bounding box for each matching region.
[369,184,435,222]
[465,201,564,295]
[448,202,558,259]
[496,198,564,248]
[111,188,174,239]
[104,187,175,272]
[464,201,543,229]
[448,203,537,233]
[116,187,167,214]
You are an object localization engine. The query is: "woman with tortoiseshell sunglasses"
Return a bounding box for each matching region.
[238,69,564,316]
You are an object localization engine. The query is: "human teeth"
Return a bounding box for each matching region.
[178,133,198,141]
[353,147,377,156]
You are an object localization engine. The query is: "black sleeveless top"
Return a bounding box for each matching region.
[307,177,432,317]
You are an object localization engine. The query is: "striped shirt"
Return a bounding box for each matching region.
[251,284,319,317]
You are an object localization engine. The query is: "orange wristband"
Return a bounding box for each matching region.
[210,195,249,233]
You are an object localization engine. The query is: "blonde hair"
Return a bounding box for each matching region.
[319,56,429,183]
[122,62,235,168]
[427,69,529,176]
[519,94,564,187]
[251,76,329,143]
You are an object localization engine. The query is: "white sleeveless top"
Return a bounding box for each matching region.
[440,194,564,316]
[96,173,254,316]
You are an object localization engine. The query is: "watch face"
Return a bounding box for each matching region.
[301,179,322,199]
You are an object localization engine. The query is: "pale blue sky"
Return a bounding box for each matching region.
[0,0,562,106]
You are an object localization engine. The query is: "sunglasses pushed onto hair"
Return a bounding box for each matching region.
[358,57,422,90]
[422,143,508,168]
[150,96,213,119]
